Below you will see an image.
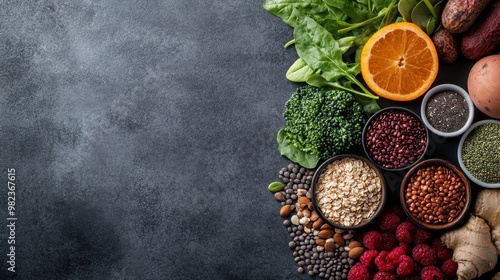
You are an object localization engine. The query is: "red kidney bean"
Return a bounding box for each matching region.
[365,109,427,169]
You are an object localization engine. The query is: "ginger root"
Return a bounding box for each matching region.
[475,188,500,254]
[441,214,498,280]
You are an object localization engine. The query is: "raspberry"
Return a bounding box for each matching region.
[396,222,417,244]
[387,246,407,265]
[441,259,458,278]
[396,255,415,276]
[375,251,397,272]
[359,250,379,269]
[347,263,370,280]
[379,211,401,232]
[363,231,383,250]
[432,238,453,263]
[421,266,444,280]
[373,271,397,280]
[414,228,433,245]
[412,244,437,266]
[381,232,399,251]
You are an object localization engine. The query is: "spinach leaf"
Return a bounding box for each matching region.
[292,9,378,100]
[323,0,374,22]
[286,58,315,82]
[262,0,332,28]
[277,129,319,169]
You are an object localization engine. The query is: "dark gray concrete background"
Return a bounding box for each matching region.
[0,1,495,280]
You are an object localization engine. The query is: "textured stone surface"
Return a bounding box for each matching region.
[0,1,296,279]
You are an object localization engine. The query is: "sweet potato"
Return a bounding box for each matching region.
[461,0,500,60]
[441,0,492,33]
[432,28,460,63]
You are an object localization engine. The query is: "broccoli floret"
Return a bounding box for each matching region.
[283,85,366,160]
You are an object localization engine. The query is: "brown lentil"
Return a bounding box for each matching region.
[404,164,466,224]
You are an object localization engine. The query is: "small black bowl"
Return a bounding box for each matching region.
[400,158,471,231]
[311,154,386,230]
[362,106,429,172]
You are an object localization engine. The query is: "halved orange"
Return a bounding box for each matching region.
[360,22,439,101]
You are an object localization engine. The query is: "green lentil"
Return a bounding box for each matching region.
[462,123,500,183]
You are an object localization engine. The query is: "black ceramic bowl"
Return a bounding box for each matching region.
[400,159,471,231]
[311,154,386,230]
[362,106,429,172]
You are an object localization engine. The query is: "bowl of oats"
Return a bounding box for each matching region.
[311,154,386,230]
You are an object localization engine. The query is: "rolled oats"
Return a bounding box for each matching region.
[315,157,382,227]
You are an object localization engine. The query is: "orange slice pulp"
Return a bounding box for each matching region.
[360,22,439,101]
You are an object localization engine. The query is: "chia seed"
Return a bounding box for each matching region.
[425,90,469,132]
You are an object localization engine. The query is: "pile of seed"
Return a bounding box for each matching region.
[404,164,466,224]
[275,163,361,279]
[364,109,427,169]
[462,123,500,183]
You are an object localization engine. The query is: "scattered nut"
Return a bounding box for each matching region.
[316,238,326,246]
[333,233,345,246]
[348,246,364,258]
[312,219,323,230]
[310,212,319,222]
[348,240,362,249]
[291,215,300,225]
[299,217,310,225]
[280,205,291,217]
[298,196,310,205]
[318,229,334,239]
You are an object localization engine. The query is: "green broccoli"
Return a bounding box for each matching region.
[282,85,366,162]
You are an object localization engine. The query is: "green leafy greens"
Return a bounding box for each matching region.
[263,0,401,115]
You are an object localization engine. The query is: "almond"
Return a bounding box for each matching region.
[320,223,333,230]
[279,205,291,217]
[348,240,362,249]
[324,241,335,252]
[318,229,334,239]
[348,246,364,258]
[312,219,323,230]
[316,238,326,246]
[333,233,345,246]
[310,212,319,222]
[298,196,310,205]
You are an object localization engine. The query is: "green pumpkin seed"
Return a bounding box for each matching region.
[268,181,285,193]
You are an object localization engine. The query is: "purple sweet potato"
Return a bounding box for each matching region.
[461,0,500,60]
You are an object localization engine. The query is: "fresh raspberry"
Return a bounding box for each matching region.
[421,266,444,280]
[414,228,433,245]
[396,222,417,244]
[432,238,453,263]
[373,271,397,280]
[399,275,420,280]
[363,231,383,250]
[347,263,370,280]
[374,251,397,272]
[390,205,405,218]
[381,232,399,251]
[441,259,458,278]
[379,211,401,232]
[396,255,415,276]
[359,249,379,269]
[387,246,407,265]
[412,244,437,266]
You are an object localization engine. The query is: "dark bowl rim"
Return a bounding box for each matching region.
[399,158,472,231]
[362,106,430,172]
[311,154,387,230]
